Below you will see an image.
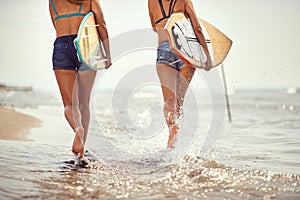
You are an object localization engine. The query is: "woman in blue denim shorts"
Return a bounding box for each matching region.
[49,0,111,157]
[148,0,212,148]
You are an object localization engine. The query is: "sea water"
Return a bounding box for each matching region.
[0,87,299,199]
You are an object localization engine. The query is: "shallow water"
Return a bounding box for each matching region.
[0,88,299,199]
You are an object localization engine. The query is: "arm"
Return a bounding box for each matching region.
[148,0,157,32]
[92,0,111,68]
[185,0,212,70]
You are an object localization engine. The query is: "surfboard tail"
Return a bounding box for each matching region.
[199,18,233,67]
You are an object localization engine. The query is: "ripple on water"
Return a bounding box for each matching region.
[24,154,300,200]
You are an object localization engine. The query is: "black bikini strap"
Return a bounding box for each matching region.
[155,0,178,24]
[169,0,177,16]
[158,0,167,18]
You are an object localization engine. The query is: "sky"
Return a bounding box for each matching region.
[0,0,299,91]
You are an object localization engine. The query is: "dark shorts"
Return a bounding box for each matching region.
[52,34,89,71]
[156,40,186,70]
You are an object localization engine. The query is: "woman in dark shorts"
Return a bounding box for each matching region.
[148,0,212,148]
[49,0,111,157]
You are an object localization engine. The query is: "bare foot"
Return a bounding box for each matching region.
[167,125,179,149]
[72,127,85,158]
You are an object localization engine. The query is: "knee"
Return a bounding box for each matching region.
[79,101,89,111]
[64,104,73,117]
[77,95,90,108]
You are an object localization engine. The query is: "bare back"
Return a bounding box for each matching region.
[49,0,91,37]
[49,0,108,41]
[148,0,185,44]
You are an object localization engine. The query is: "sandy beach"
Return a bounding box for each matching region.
[0,106,40,141]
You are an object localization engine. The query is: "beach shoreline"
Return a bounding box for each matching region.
[0,106,41,141]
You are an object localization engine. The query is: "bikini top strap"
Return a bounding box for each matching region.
[50,0,59,16]
[169,0,177,16]
[155,0,178,24]
[158,0,167,18]
[51,0,86,21]
[50,0,84,16]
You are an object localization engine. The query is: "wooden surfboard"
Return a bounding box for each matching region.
[165,13,232,68]
[74,12,107,70]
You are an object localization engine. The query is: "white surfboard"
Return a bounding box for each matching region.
[165,13,232,68]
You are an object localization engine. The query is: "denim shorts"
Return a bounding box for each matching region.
[52,34,89,71]
[157,40,185,70]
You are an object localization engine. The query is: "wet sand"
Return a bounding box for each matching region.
[0,106,40,141]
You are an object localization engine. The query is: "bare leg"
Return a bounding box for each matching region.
[156,63,179,148]
[76,69,97,144]
[55,70,84,157]
[55,70,77,130]
[176,65,195,118]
